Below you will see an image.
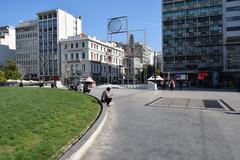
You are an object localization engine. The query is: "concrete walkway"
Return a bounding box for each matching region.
[83,88,240,160]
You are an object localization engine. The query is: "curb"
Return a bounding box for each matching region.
[58,96,108,160]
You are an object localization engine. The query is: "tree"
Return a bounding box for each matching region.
[156,67,161,76]
[3,60,21,80]
[0,71,6,82]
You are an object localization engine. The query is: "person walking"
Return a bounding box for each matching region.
[101,87,113,106]
[169,79,175,90]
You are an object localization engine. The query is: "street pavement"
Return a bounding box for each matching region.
[82,88,240,160]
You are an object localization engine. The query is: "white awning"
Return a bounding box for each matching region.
[80,77,95,83]
[148,75,164,81]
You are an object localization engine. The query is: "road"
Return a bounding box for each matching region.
[83,88,240,160]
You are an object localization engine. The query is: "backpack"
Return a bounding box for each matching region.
[101,90,107,102]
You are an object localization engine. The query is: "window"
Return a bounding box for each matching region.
[76,43,78,48]
[71,53,74,60]
[76,53,79,60]
[226,6,240,12]
[227,26,240,31]
[227,16,240,22]
[64,44,67,49]
[71,43,73,48]
[82,52,85,59]
[82,42,85,48]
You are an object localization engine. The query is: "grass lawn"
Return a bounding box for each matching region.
[0,87,100,160]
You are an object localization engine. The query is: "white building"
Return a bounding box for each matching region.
[0,26,16,66]
[37,9,82,81]
[60,34,125,84]
[223,0,240,72]
[16,20,38,79]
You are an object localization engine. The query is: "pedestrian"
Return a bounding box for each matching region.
[169,79,175,90]
[179,81,183,90]
[101,87,113,106]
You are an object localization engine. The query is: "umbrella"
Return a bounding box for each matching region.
[80,77,95,83]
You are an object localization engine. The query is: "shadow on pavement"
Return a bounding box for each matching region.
[224,112,240,115]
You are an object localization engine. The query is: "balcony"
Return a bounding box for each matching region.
[198,22,209,27]
[210,20,222,25]
[186,33,197,37]
[186,14,197,18]
[175,34,185,38]
[210,1,222,6]
[198,32,209,36]
[210,31,222,35]
[173,16,185,20]
[175,24,186,28]
[163,8,173,12]
[163,0,173,3]
[163,17,173,21]
[198,2,209,8]
[185,4,198,9]
[198,13,209,17]
[164,25,174,29]
[174,6,185,10]
[186,23,197,27]
[210,12,222,16]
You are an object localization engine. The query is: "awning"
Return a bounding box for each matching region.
[148,75,164,81]
[80,77,95,83]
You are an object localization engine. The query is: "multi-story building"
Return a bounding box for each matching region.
[37,9,82,81]
[60,34,125,84]
[16,21,38,79]
[117,42,154,83]
[223,0,240,73]
[0,26,16,66]
[156,51,163,71]
[162,0,223,87]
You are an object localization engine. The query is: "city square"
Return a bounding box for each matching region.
[0,0,240,160]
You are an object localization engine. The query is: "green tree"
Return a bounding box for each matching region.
[156,67,161,76]
[3,60,21,80]
[0,71,6,82]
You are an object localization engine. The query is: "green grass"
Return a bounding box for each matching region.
[0,87,100,160]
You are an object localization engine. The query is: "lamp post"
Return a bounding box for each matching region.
[154,51,156,83]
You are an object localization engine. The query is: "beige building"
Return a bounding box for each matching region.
[16,20,38,79]
[60,34,125,84]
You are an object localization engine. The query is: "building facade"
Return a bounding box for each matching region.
[156,52,163,71]
[16,21,38,79]
[223,0,240,72]
[117,42,154,83]
[37,9,82,81]
[60,34,125,84]
[0,26,16,66]
[163,0,224,87]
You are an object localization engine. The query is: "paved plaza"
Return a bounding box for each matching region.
[83,88,240,160]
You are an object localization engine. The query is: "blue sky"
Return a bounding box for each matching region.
[0,0,162,51]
